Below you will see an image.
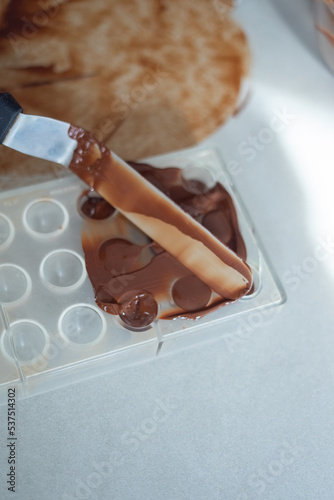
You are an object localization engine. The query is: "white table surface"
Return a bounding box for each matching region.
[1,0,334,498]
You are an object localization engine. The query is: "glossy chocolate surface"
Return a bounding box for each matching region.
[71,153,249,325]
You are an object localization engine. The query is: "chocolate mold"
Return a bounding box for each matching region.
[240,265,262,300]
[23,198,69,237]
[181,163,216,192]
[0,213,14,250]
[0,147,285,404]
[58,304,106,347]
[40,249,86,291]
[1,320,49,366]
[0,264,32,305]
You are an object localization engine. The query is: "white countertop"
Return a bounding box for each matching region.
[1,0,334,498]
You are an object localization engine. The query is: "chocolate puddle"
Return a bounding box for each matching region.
[71,143,250,326]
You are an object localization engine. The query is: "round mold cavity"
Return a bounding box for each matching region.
[23,199,69,237]
[118,290,158,329]
[0,264,32,305]
[238,217,260,271]
[1,320,49,366]
[240,266,262,300]
[78,190,115,220]
[0,213,14,250]
[114,314,156,333]
[58,304,106,347]
[40,250,86,291]
[181,163,216,193]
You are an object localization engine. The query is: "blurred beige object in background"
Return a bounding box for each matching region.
[314,0,334,73]
[0,0,250,190]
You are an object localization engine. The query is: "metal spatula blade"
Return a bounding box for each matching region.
[0,92,77,167]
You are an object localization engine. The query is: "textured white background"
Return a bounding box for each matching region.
[1,0,334,498]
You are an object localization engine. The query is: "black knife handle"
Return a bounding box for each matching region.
[0,93,23,144]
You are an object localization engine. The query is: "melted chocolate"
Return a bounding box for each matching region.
[79,192,115,220]
[118,291,158,328]
[76,162,249,325]
[68,125,251,327]
[172,275,212,311]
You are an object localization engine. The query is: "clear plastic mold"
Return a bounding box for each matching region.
[0,147,285,404]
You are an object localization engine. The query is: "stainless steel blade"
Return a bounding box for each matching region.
[3,114,78,167]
